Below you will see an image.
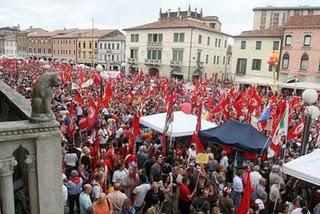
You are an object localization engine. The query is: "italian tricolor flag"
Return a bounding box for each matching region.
[268,104,289,157]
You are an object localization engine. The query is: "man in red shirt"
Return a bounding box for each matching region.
[179,177,196,214]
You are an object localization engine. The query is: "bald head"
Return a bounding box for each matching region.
[84,184,92,194]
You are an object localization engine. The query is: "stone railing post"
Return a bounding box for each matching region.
[25,155,39,214]
[0,157,17,214]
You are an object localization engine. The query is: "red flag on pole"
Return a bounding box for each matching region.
[237,170,252,214]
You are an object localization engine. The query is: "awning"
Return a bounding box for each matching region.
[235,76,274,86]
[140,111,217,137]
[280,81,320,91]
[283,149,320,186]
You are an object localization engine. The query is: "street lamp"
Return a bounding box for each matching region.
[96,64,104,98]
[300,88,320,155]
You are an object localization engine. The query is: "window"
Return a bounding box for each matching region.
[218,39,221,47]
[207,37,210,46]
[69,50,71,55]
[48,49,51,54]
[83,51,86,58]
[241,41,246,49]
[271,13,280,28]
[198,35,202,44]
[148,34,163,43]
[215,38,218,47]
[78,42,81,48]
[223,56,226,64]
[304,35,311,46]
[147,49,162,60]
[38,48,41,53]
[273,41,280,50]
[318,61,320,72]
[217,56,220,64]
[104,54,107,61]
[95,42,97,48]
[100,43,102,49]
[285,35,292,46]
[300,53,309,70]
[213,56,216,64]
[206,55,209,64]
[256,41,262,50]
[108,43,111,49]
[117,43,120,49]
[104,43,107,49]
[224,40,227,48]
[252,59,262,70]
[130,48,138,59]
[172,49,183,62]
[260,11,267,29]
[112,43,114,49]
[89,42,92,49]
[43,49,46,54]
[83,42,86,48]
[282,53,289,69]
[130,34,139,42]
[173,33,184,42]
[236,58,247,75]
[57,50,59,54]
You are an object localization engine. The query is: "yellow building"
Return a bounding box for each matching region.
[77,29,113,66]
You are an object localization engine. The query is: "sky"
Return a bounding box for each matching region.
[0,0,319,35]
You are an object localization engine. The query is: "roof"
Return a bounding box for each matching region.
[0,26,20,32]
[21,28,47,34]
[79,30,115,38]
[29,28,78,38]
[234,28,283,38]
[99,30,125,41]
[124,18,230,36]
[285,15,320,27]
[52,29,93,39]
[253,6,320,11]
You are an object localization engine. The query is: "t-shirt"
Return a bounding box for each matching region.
[112,169,129,185]
[93,201,111,214]
[64,153,78,167]
[179,184,191,202]
[133,183,151,207]
[144,189,165,210]
[79,192,92,214]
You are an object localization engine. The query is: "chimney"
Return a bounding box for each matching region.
[168,9,171,18]
[30,26,33,29]
[200,8,203,18]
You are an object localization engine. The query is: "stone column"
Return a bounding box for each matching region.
[0,157,17,214]
[25,155,39,214]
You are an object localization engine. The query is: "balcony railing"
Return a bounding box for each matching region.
[147,41,162,46]
[127,58,137,64]
[170,60,182,67]
[145,59,161,65]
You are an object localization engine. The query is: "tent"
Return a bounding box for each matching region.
[199,120,270,154]
[139,111,217,137]
[283,149,320,186]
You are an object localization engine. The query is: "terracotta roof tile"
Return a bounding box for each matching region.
[124,18,230,36]
[80,29,115,38]
[285,15,320,27]
[234,28,283,38]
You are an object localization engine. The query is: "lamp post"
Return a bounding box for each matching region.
[300,89,320,155]
[96,64,103,98]
[267,51,279,93]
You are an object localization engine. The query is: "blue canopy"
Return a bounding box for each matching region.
[199,120,271,154]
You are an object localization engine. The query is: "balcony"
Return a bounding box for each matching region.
[127,58,137,64]
[170,60,182,67]
[145,59,161,66]
[147,41,162,47]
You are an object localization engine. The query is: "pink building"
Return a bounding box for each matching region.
[280,15,320,83]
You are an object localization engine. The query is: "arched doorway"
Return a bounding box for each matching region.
[148,67,159,77]
[113,65,119,71]
[171,69,183,80]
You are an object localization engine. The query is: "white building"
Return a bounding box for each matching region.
[253,6,320,30]
[124,7,231,80]
[4,34,17,57]
[231,28,282,85]
[98,30,126,70]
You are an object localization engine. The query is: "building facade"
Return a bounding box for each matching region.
[27,29,77,60]
[0,36,4,55]
[52,29,91,64]
[279,15,320,83]
[124,7,231,79]
[77,30,112,66]
[232,28,282,85]
[16,27,47,57]
[0,26,20,36]
[253,6,320,30]
[4,34,17,57]
[98,30,126,70]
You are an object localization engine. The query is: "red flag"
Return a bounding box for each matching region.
[192,132,204,153]
[287,121,304,141]
[78,117,88,131]
[92,72,102,85]
[76,92,84,106]
[86,98,98,129]
[237,170,252,214]
[132,114,141,137]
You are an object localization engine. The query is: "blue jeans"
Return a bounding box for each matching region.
[232,191,242,210]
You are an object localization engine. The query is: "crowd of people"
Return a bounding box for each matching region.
[1,58,320,214]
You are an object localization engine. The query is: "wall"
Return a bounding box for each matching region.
[52,38,77,62]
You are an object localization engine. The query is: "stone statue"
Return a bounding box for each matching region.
[30,72,62,123]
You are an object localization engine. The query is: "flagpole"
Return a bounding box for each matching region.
[169,119,173,153]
